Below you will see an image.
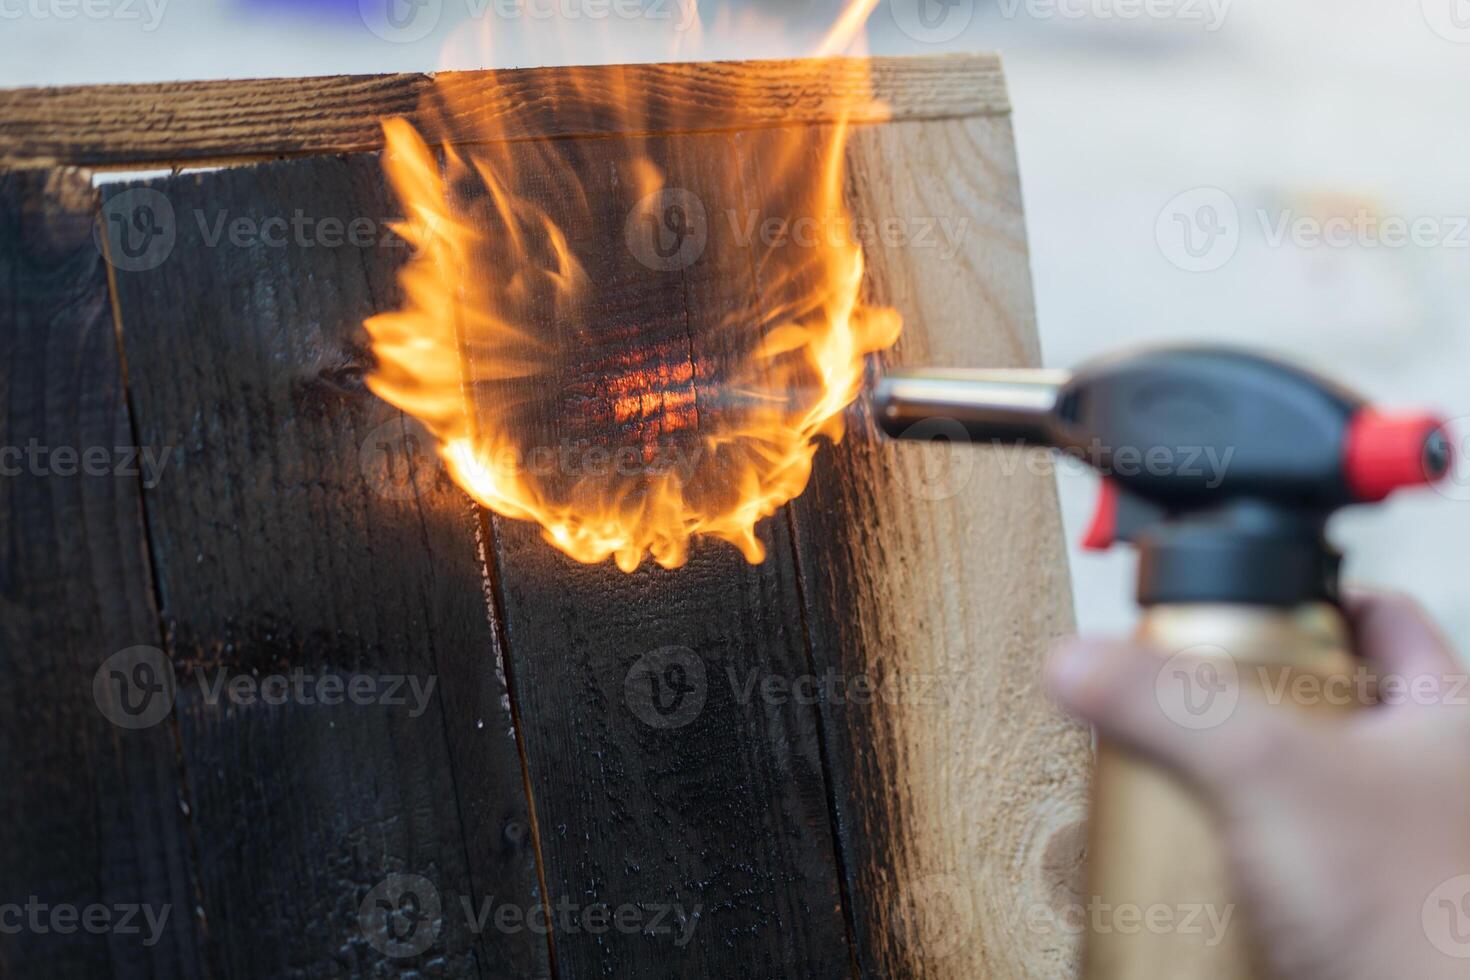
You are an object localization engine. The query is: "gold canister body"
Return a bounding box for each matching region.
[1082,603,1358,980]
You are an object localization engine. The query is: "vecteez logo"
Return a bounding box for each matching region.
[1158,187,1470,272]
[890,417,977,503]
[359,0,443,42]
[891,873,976,960]
[357,875,703,954]
[890,0,974,44]
[993,0,1232,30]
[0,0,170,30]
[93,649,440,729]
[1156,188,1241,273]
[93,647,177,730]
[96,188,176,273]
[1424,875,1470,958]
[360,416,446,501]
[624,646,707,729]
[1422,0,1470,43]
[1155,644,1240,731]
[359,874,443,958]
[1431,415,1470,502]
[625,188,709,272]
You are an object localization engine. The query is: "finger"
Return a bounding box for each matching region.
[1343,590,1460,681]
[1047,638,1307,799]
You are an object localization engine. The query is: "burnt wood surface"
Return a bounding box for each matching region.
[465,130,854,977]
[0,55,1087,980]
[0,171,206,977]
[101,156,550,979]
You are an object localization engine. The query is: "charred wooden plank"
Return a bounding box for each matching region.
[99,156,550,979]
[459,129,854,977]
[0,170,206,978]
[487,527,854,978]
[0,55,1008,171]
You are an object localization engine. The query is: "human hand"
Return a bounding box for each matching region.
[1048,593,1470,980]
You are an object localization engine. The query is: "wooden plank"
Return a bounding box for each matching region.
[0,171,206,978]
[17,52,1090,980]
[489,528,853,978]
[462,129,855,977]
[786,114,1093,979]
[0,55,1008,171]
[100,156,551,979]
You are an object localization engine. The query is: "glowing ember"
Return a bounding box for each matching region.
[365,2,902,572]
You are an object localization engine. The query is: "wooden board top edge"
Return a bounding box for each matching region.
[0,53,1009,171]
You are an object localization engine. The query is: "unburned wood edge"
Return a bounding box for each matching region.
[0,54,1008,171]
[788,114,1091,979]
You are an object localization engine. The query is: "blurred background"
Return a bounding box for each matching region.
[5,0,1465,642]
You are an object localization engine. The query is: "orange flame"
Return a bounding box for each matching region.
[366,2,902,572]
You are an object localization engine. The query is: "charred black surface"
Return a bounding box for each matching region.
[102,155,549,980]
[5,139,856,980]
[0,171,207,979]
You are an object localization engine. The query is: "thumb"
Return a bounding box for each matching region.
[1047,638,1307,800]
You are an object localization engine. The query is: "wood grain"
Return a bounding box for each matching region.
[0,55,1007,171]
[786,114,1094,979]
[463,129,854,977]
[0,170,206,978]
[100,156,551,979]
[0,53,1089,980]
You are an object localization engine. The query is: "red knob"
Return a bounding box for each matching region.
[1344,410,1453,502]
[1082,479,1120,551]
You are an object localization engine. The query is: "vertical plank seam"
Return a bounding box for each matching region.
[476,508,561,980]
[98,191,217,980]
[783,504,866,980]
[354,208,492,978]
[725,123,863,976]
[405,487,490,980]
[426,136,558,975]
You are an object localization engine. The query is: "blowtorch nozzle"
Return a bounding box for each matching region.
[873,369,1069,445]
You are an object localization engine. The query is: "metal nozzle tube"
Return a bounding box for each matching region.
[873,369,1069,444]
